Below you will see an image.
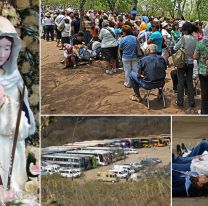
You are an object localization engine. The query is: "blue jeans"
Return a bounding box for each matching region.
[129,71,164,96]
[173,140,208,164]
[45,25,54,41]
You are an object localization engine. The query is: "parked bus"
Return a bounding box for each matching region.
[66,150,111,166]
[42,153,87,170]
[84,147,126,162]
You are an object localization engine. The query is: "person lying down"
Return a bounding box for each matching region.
[172,140,208,197]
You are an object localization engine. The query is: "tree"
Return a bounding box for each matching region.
[79,0,86,31]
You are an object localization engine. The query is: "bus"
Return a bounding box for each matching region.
[42,153,87,170]
[84,147,126,161]
[66,150,112,166]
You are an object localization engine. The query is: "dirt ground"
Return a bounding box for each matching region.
[81,146,170,181]
[41,40,201,115]
[172,117,208,206]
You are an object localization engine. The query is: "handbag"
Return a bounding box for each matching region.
[172,37,185,69]
[135,37,144,57]
[0,84,25,204]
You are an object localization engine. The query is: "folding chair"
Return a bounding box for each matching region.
[143,82,166,110]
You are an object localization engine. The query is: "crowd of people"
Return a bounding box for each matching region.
[41,6,208,114]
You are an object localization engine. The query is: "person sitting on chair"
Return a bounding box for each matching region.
[129,44,167,102]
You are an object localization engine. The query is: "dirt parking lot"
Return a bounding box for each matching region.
[78,146,170,181]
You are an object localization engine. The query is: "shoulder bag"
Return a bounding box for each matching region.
[172,37,186,69]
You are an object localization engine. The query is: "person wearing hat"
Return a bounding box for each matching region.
[44,11,55,41]
[161,21,173,64]
[161,21,172,47]
[129,44,167,102]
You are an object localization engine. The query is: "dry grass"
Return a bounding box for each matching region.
[41,174,170,206]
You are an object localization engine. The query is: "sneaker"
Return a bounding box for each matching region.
[181,143,188,153]
[112,68,117,73]
[73,64,77,69]
[106,69,113,75]
[124,82,131,88]
[130,94,142,102]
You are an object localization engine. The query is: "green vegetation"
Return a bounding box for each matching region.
[41,174,170,206]
[41,116,170,147]
[42,0,208,21]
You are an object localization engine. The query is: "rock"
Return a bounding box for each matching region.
[16,0,30,9]
[32,85,39,95]
[21,62,30,74]
[29,94,39,106]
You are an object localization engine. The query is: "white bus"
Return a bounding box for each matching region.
[66,150,112,166]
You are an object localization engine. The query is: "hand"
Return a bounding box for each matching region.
[0,187,16,204]
[29,162,40,176]
[137,73,141,78]
[206,60,208,66]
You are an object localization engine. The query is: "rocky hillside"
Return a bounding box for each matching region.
[42,116,171,147]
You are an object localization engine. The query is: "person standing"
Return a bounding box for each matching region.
[119,25,138,87]
[147,24,163,55]
[193,25,208,114]
[99,20,118,75]
[44,12,55,41]
[174,22,197,107]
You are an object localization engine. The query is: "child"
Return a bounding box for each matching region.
[63,43,79,68]
[0,16,36,203]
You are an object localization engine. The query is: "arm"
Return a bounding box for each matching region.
[163,35,168,46]
[193,42,200,60]
[98,29,103,41]
[193,52,199,60]
[171,32,176,45]
[174,37,182,51]
[119,38,124,50]
[147,38,153,44]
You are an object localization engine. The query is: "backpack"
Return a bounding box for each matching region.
[172,37,185,69]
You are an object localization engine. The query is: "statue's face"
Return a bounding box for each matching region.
[0,38,12,66]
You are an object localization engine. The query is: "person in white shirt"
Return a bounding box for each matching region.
[99,20,118,74]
